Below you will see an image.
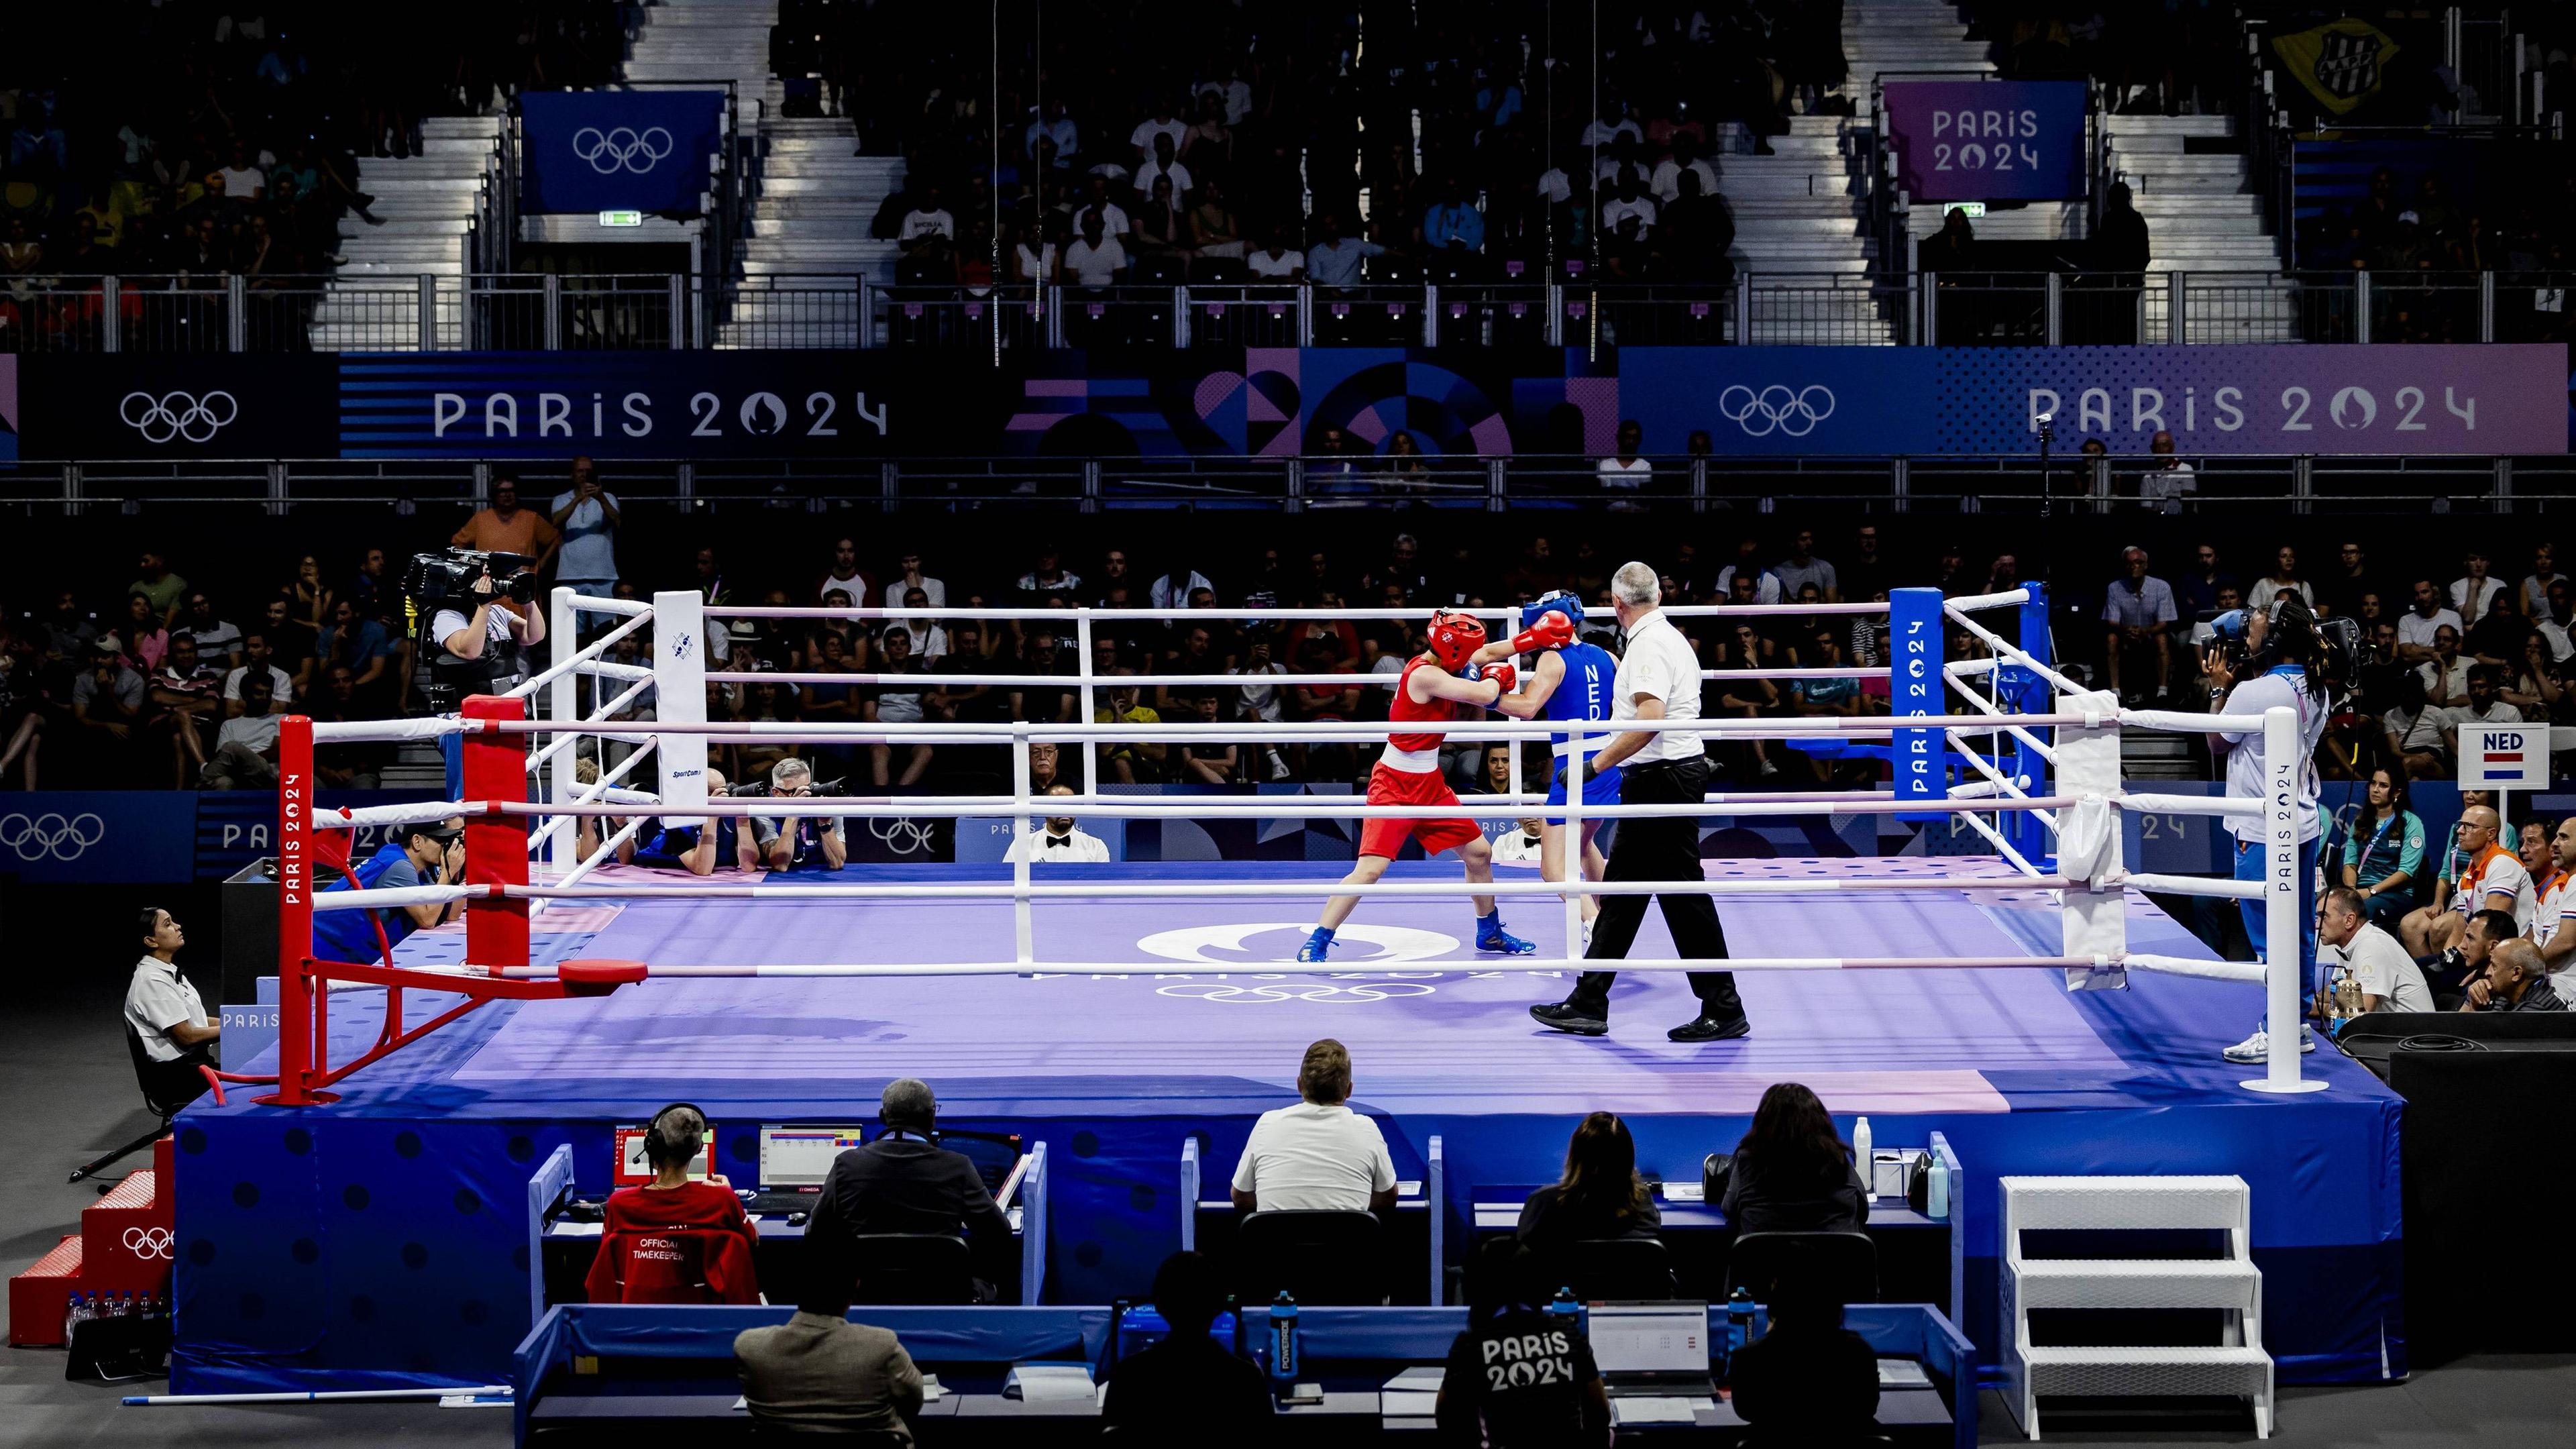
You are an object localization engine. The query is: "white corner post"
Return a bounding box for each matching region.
[1074,608,1099,796]
[546,584,580,871]
[1011,725,1034,968]
[2244,704,2326,1093]
[1561,727,1589,964]
[651,590,709,832]
[2055,689,2127,989]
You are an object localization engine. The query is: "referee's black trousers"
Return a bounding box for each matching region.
[1568,756,1746,1022]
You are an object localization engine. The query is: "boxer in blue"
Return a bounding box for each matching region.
[1472,591,1621,947]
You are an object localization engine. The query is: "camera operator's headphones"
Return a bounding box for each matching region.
[2210,593,2358,690]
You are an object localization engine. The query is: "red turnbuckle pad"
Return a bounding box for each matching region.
[557,958,650,995]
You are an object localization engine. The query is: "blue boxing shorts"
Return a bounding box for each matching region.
[1544,763,1621,826]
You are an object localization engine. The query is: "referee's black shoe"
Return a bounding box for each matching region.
[1667,1013,1753,1043]
[1529,1001,1609,1036]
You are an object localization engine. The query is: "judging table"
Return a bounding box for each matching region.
[514,1303,1976,1448]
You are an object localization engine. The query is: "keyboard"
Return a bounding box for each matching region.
[741,1188,822,1216]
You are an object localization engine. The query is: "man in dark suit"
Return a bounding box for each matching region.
[806,1077,1014,1300]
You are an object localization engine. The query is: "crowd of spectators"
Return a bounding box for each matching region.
[2296,156,2576,297]
[822,0,1884,289]
[0,3,625,347]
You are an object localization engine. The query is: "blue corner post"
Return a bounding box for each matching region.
[1890,588,1945,824]
[2000,586,2053,864]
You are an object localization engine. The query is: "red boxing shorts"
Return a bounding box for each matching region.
[1358,763,1483,861]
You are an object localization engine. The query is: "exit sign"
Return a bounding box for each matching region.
[1943,201,1986,219]
[598,210,643,227]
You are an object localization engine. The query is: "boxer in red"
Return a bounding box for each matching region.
[1299,608,1576,963]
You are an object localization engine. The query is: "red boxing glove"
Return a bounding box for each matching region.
[1479,661,1518,695]
[1510,610,1575,655]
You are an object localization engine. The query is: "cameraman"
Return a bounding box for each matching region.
[428,557,546,697]
[751,757,847,871]
[2204,598,2331,1065]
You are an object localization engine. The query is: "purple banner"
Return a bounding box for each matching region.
[1884,80,2088,202]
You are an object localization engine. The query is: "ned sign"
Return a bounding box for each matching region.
[2459,726,2548,789]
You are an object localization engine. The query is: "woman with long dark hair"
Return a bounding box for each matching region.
[1721,1083,1866,1234]
[2338,764,2425,930]
[1517,1111,1660,1246]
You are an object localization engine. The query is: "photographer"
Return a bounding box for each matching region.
[2204,597,2332,1065]
[311,818,468,966]
[750,757,847,871]
[421,551,546,702]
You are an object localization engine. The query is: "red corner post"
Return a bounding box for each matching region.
[462,695,531,973]
[258,716,317,1106]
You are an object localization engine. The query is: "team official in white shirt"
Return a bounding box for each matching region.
[1231,1040,1399,1212]
[1531,561,1750,1043]
[2319,888,2435,1016]
[124,907,219,1107]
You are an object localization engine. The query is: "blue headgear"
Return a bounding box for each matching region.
[1520,591,1583,640]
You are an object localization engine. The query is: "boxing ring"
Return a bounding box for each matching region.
[164,588,2404,1397]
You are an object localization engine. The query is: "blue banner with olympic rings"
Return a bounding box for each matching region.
[520,90,725,215]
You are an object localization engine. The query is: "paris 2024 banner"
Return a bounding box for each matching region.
[6,345,2567,461]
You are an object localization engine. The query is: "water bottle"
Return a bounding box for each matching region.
[1852,1116,1874,1199]
[1267,1291,1299,1383]
[1723,1287,1755,1379]
[1926,1153,1951,1220]
[62,1292,89,1342]
[1548,1285,1580,1336]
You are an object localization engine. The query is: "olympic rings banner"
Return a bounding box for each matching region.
[519,90,725,215]
[0,793,197,883]
[1882,80,2088,202]
[14,343,2569,460]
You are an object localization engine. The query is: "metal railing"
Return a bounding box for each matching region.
[5,270,2571,352]
[7,451,2569,516]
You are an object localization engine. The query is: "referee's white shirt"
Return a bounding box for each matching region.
[125,956,209,1063]
[1612,606,1704,764]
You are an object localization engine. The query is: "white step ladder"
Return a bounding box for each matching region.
[2000,1175,2273,1440]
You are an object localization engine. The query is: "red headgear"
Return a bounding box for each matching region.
[1424,610,1488,671]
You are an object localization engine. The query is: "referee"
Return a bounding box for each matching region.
[1532,562,1750,1042]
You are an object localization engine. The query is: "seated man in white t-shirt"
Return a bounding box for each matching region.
[2320,887,2434,1018]
[1230,1038,1397,1213]
[2531,816,2576,999]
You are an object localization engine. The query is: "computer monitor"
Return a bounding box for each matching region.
[1588,1302,1711,1375]
[904,1127,1024,1199]
[758,1125,867,1188]
[610,1122,716,1188]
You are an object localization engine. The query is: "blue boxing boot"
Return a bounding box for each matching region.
[1475,910,1537,955]
[1297,928,1336,963]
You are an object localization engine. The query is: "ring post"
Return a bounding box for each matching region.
[2244,704,2325,1093]
[462,695,531,973]
[260,716,317,1106]
[546,585,578,871]
[652,590,707,835]
[1075,609,1098,796]
[1562,728,1588,961]
[1011,727,1034,968]
[1890,588,1944,823]
[2004,585,2053,862]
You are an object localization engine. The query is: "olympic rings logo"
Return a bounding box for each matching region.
[870,818,937,855]
[1155,981,1438,1004]
[122,1226,174,1260]
[572,125,674,174]
[0,812,107,861]
[1717,384,1835,438]
[119,390,238,444]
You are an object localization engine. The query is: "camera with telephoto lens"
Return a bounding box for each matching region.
[402,548,537,613]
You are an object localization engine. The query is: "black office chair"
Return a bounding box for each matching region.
[70,1023,197,1185]
[1233,1210,1385,1306]
[1562,1236,1680,1301]
[845,1232,978,1305]
[1725,1231,1879,1305]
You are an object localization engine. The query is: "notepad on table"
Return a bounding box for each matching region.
[1004,1362,1097,1404]
[1876,1358,1933,1389]
[1381,1365,1444,1417]
[1610,1396,1699,1426]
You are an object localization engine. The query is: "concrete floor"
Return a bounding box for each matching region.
[4,886,2569,1446]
